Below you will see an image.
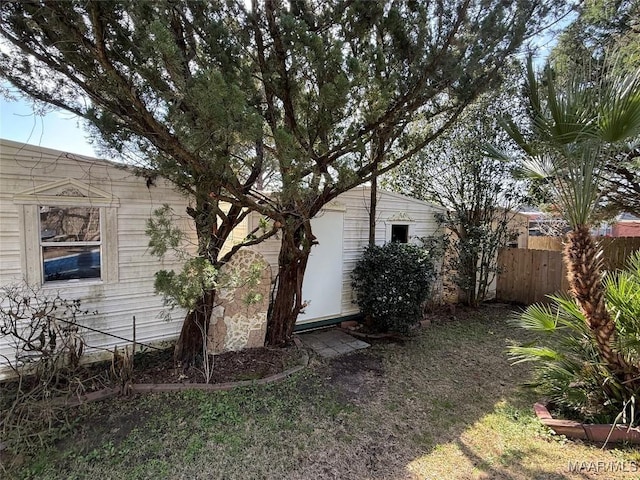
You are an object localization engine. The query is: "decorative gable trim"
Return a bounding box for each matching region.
[13,178,120,207]
[322,201,347,212]
[386,211,415,223]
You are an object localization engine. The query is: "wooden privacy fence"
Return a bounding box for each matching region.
[599,237,640,270]
[496,249,569,305]
[496,236,640,305]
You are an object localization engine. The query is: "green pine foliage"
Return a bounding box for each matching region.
[146,205,217,315]
[351,242,437,334]
[550,0,639,79]
[154,258,217,313]
[145,204,185,260]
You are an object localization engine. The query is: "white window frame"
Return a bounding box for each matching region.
[390,223,410,243]
[384,212,416,244]
[39,205,104,284]
[13,178,119,286]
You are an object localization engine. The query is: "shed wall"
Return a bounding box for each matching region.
[0,140,193,375]
[0,139,447,372]
[246,186,444,323]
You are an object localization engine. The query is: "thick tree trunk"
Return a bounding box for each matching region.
[266,221,313,346]
[173,193,220,365]
[171,192,269,362]
[173,289,216,366]
[564,225,636,381]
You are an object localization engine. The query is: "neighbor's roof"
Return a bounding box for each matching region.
[618,212,640,222]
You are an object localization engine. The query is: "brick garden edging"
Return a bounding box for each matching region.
[128,360,306,394]
[62,339,309,406]
[534,402,640,445]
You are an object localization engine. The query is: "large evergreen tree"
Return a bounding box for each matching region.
[0,0,569,351]
[0,1,276,363]
[551,0,639,75]
[238,0,569,344]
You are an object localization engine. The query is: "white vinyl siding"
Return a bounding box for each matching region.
[337,187,444,319]
[243,186,445,323]
[0,139,194,378]
[0,138,446,375]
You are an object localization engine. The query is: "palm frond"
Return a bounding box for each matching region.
[482,142,515,162]
[509,287,634,422]
[546,294,587,330]
[561,144,604,226]
[511,53,640,229]
[542,66,596,145]
[513,303,560,332]
[625,250,640,277]
[597,67,640,142]
[518,153,556,180]
[497,115,536,156]
[605,250,640,359]
[508,345,564,364]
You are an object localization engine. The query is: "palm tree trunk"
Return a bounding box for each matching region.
[564,225,635,380]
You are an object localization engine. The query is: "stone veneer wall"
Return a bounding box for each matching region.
[207,249,271,354]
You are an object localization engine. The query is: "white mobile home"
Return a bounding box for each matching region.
[0,140,445,373]
[0,139,193,376]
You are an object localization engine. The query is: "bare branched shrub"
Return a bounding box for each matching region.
[0,283,95,452]
[194,316,215,384]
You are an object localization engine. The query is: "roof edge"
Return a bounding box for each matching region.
[0,137,129,170]
[352,185,448,212]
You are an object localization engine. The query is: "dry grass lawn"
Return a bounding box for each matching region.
[3,305,639,479]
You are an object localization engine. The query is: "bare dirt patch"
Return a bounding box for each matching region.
[323,351,386,404]
[131,345,302,384]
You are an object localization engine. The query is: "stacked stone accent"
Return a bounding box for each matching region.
[207,249,271,354]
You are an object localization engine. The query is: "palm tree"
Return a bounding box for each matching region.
[498,56,640,382]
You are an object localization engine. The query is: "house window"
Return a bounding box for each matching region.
[40,206,101,282]
[391,224,409,243]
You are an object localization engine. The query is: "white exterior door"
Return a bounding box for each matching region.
[296,209,344,324]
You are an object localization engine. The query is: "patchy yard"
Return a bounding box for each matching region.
[3,306,639,479]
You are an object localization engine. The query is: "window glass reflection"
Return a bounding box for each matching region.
[43,246,101,281]
[40,206,100,242]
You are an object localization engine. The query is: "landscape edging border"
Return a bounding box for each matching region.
[62,340,309,406]
[534,402,640,444]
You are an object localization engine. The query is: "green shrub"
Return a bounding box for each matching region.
[508,251,640,424]
[351,242,437,333]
